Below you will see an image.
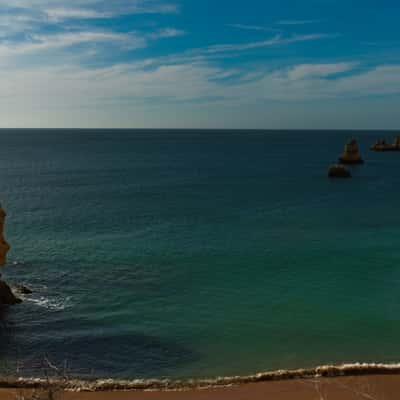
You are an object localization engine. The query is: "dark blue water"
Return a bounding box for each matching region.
[1,129,400,379]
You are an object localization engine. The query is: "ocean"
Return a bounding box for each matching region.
[1,129,400,380]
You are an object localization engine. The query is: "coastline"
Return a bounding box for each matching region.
[2,370,400,400]
[1,362,400,391]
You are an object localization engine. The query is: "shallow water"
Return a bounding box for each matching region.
[1,129,400,379]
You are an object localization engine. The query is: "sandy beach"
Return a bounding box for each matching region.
[1,375,400,400]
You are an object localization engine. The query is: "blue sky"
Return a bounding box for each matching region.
[1,0,400,128]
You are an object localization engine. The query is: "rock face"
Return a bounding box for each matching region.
[0,280,22,305]
[371,136,400,152]
[339,139,364,164]
[13,284,33,295]
[0,207,10,266]
[0,204,21,306]
[328,164,351,178]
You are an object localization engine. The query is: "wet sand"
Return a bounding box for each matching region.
[2,375,400,400]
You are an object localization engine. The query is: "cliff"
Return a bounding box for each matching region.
[371,137,400,152]
[339,139,364,164]
[0,205,21,306]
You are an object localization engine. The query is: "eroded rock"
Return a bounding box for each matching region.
[0,280,22,305]
[13,284,33,295]
[339,139,364,164]
[328,164,351,178]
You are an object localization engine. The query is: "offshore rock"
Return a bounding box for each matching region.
[0,205,19,306]
[339,139,364,164]
[328,164,351,178]
[0,206,10,266]
[13,284,33,295]
[371,136,400,151]
[0,280,22,305]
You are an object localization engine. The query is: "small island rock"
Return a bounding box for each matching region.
[328,164,351,178]
[371,136,400,152]
[339,139,364,164]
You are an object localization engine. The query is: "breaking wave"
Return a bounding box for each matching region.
[1,363,400,392]
[23,295,72,311]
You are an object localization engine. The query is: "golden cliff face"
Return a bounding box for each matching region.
[0,206,10,266]
[339,139,364,164]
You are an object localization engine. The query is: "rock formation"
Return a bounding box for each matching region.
[339,139,364,164]
[0,204,21,306]
[371,136,400,151]
[13,284,33,295]
[0,280,22,305]
[0,206,10,266]
[328,164,351,178]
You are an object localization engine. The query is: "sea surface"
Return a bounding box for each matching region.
[1,129,400,380]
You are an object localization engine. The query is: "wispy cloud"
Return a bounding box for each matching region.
[1,59,400,128]
[0,31,147,57]
[44,2,179,21]
[147,28,186,40]
[0,0,179,20]
[199,34,335,54]
[288,63,357,80]
[277,19,320,25]
[0,1,183,62]
[227,24,281,33]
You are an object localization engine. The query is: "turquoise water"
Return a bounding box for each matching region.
[1,129,400,379]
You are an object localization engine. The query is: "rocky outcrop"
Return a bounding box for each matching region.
[0,280,21,305]
[0,207,10,266]
[328,164,351,178]
[339,139,364,164]
[371,136,400,151]
[13,284,33,295]
[0,204,22,306]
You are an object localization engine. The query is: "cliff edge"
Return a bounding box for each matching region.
[0,205,21,306]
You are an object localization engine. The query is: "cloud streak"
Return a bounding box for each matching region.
[199,34,336,54]
[227,24,281,32]
[277,19,320,25]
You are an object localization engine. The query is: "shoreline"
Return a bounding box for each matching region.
[2,362,400,392]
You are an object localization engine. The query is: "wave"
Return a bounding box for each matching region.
[22,295,72,311]
[2,363,400,392]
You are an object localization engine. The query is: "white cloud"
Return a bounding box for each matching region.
[0,60,399,128]
[288,63,357,80]
[200,34,335,54]
[0,0,179,19]
[147,28,186,40]
[0,31,146,56]
[44,7,107,20]
[277,20,319,25]
[227,24,281,32]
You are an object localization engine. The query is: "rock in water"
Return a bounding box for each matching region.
[0,206,10,266]
[339,139,364,164]
[13,284,33,295]
[371,136,400,152]
[0,280,22,305]
[328,164,351,178]
[0,205,20,306]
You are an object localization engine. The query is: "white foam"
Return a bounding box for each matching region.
[24,295,72,311]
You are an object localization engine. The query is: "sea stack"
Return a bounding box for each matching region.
[328,164,351,178]
[0,205,21,305]
[339,139,364,164]
[371,136,400,151]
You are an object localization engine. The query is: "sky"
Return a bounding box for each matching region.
[0,0,400,129]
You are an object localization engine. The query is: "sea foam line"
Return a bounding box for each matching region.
[2,363,400,392]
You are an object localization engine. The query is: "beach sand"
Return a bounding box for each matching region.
[2,375,400,400]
